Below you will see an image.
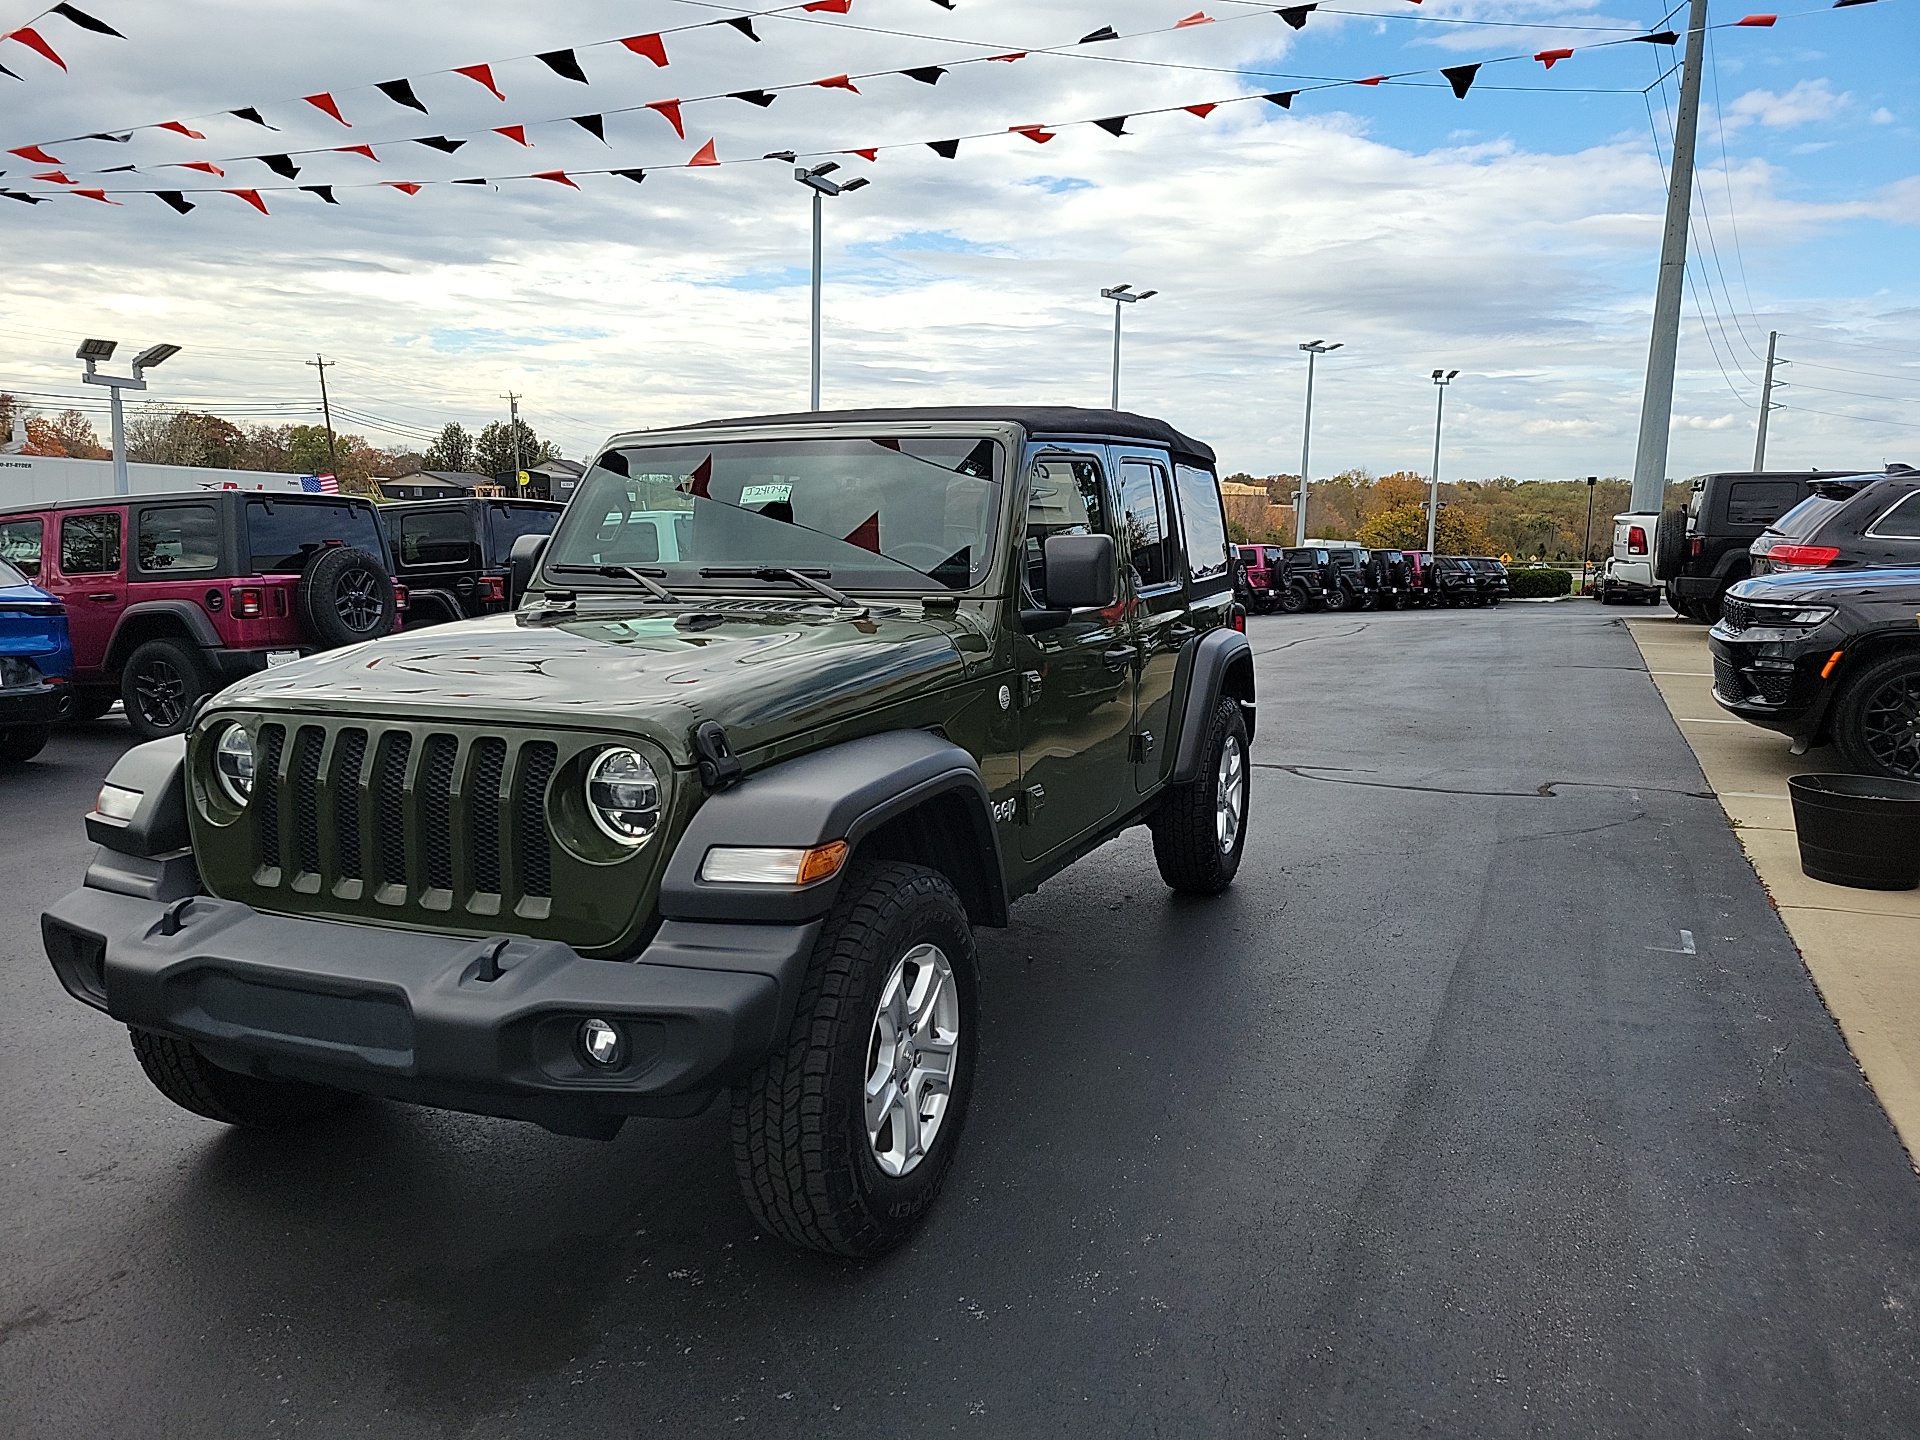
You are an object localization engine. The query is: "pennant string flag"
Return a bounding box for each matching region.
[376,79,428,113]
[50,5,122,38]
[454,63,505,100]
[569,114,606,143]
[620,34,669,66]
[6,27,65,70]
[303,93,350,126]
[1442,63,1479,99]
[537,49,588,83]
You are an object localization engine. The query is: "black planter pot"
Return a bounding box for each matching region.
[1788,773,1920,890]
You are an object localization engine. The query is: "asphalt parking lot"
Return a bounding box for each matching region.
[4,603,1918,1438]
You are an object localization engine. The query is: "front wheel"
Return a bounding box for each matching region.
[1152,694,1250,896]
[129,1028,354,1128]
[1832,653,1920,781]
[733,861,978,1258]
[1322,586,1350,613]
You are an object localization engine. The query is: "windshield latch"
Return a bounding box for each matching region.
[693,720,743,793]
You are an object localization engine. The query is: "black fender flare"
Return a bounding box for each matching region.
[105,601,222,671]
[404,588,466,625]
[658,730,1009,926]
[1169,628,1255,785]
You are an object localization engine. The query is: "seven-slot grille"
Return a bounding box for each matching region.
[1720,597,1753,633]
[250,721,559,921]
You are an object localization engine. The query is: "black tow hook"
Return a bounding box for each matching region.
[693,720,743,793]
[472,937,512,983]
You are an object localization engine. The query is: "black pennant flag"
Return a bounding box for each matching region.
[231,107,276,129]
[258,153,300,178]
[100,163,135,172]
[1263,91,1297,108]
[154,190,194,213]
[729,90,777,106]
[1,189,46,202]
[537,49,589,82]
[453,177,488,185]
[613,168,647,183]
[764,149,797,161]
[903,66,946,84]
[412,135,466,152]
[376,79,428,113]
[1632,30,1680,43]
[0,62,20,81]
[928,0,954,8]
[300,184,339,204]
[51,4,124,37]
[1442,63,1479,99]
[569,114,606,141]
[1094,116,1130,136]
[1277,4,1317,29]
[928,139,960,158]
[1080,25,1119,42]
[87,131,130,142]
[722,16,760,40]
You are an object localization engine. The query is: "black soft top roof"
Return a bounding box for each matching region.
[0,489,376,518]
[641,405,1217,468]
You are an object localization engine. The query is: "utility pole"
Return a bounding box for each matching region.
[1295,340,1341,545]
[1581,476,1598,594]
[1753,330,1779,470]
[1629,0,1710,516]
[305,355,338,472]
[501,391,523,486]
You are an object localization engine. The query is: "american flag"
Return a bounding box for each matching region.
[301,473,339,494]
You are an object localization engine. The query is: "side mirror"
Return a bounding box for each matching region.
[509,532,550,604]
[1043,534,1117,611]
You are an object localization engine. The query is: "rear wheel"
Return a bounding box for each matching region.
[129,1028,354,1128]
[0,724,50,764]
[1278,584,1309,615]
[1152,695,1249,896]
[1833,653,1920,781]
[1322,585,1350,613]
[121,636,212,741]
[1653,509,1688,581]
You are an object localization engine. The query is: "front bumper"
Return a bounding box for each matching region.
[1706,632,1833,739]
[43,883,818,1139]
[0,680,65,726]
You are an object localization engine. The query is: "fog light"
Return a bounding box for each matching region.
[578,1018,625,1068]
[95,783,141,822]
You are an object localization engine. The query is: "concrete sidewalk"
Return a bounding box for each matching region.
[1628,612,1920,1163]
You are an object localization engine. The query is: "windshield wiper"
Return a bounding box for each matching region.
[700,566,858,609]
[549,563,683,603]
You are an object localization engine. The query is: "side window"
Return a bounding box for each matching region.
[399,509,476,566]
[0,517,43,577]
[1118,459,1177,589]
[1867,491,1920,539]
[136,504,219,573]
[60,512,121,575]
[1173,464,1231,588]
[1726,481,1802,527]
[1024,456,1110,607]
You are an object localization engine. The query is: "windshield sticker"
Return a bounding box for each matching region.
[741,483,795,506]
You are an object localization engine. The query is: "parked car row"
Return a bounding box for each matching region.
[1234,545,1510,612]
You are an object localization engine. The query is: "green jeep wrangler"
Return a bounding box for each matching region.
[44,406,1255,1257]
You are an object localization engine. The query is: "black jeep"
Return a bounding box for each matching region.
[1431,556,1481,606]
[1654,470,1864,623]
[1367,549,1408,610]
[1313,548,1374,611]
[1464,557,1510,604]
[382,497,566,628]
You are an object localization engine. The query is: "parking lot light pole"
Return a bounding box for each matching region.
[1101,284,1157,410]
[1426,369,1459,553]
[79,338,181,496]
[1581,475,1599,593]
[1296,340,1341,545]
[794,163,870,412]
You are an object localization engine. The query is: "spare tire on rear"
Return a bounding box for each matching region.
[297,546,395,650]
[1653,509,1688,581]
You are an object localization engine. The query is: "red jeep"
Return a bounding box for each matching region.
[0,490,402,740]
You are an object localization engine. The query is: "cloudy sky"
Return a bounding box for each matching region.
[0,0,1912,481]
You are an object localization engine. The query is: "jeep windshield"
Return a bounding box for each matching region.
[544,436,1001,593]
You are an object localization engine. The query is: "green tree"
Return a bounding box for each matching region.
[476,418,557,482]
[423,422,476,473]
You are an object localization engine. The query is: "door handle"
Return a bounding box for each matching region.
[1103,644,1139,672]
[88,592,117,602]
[1168,626,1196,646]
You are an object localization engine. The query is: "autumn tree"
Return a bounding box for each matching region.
[1358,503,1493,556]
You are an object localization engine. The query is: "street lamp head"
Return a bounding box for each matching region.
[795,162,850,196]
[77,338,117,361]
[132,343,181,371]
[1136,289,1158,301]
[1300,340,1341,355]
[1103,284,1149,303]
[839,177,870,193]
[808,161,840,178]
[1432,369,1444,380]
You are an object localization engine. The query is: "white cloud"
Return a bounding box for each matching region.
[1726,78,1850,131]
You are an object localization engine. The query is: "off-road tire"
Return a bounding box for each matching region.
[121,636,213,742]
[1832,652,1920,781]
[1278,584,1309,615]
[129,1028,354,1128]
[1322,585,1351,613]
[1653,509,1688,581]
[1152,694,1249,896]
[0,724,50,764]
[65,690,116,723]
[297,546,396,650]
[732,860,978,1259]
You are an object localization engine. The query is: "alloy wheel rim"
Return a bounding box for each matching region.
[1861,674,1920,777]
[1216,733,1245,852]
[134,658,185,727]
[337,568,385,632]
[864,942,960,1178]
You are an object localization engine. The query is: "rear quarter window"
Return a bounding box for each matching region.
[1725,480,1804,528]
[136,504,219,574]
[1173,464,1231,588]
[397,508,477,566]
[1866,489,1920,540]
[0,517,43,577]
[1768,493,1848,541]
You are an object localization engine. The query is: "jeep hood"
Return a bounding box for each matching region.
[210,607,973,762]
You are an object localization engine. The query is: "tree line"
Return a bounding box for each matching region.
[0,394,560,499]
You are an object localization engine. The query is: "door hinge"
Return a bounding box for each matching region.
[1019,670,1043,707]
[1022,783,1046,817]
[1129,731,1155,763]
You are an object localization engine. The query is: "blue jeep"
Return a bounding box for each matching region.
[0,556,73,764]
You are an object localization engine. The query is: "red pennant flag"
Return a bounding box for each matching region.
[688,138,720,167]
[1011,125,1055,143]
[226,188,269,214]
[32,171,73,184]
[685,456,713,498]
[803,0,852,10]
[156,121,207,140]
[533,170,579,188]
[304,93,350,126]
[1184,103,1218,118]
[7,28,66,69]
[620,33,669,66]
[1736,13,1777,24]
[73,188,120,204]
[385,182,422,195]
[173,161,226,176]
[9,145,62,165]
[494,125,530,146]
[647,99,686,138]
[336,144,379,161]
[1535,47,1574,67]
[843,512,880,553]
[455,63,505,100]
[847,148,878,161]
[814,74,860,92]
[1175,10,1215,25]
[988,52,1026,62]
[1358,75,1386,85]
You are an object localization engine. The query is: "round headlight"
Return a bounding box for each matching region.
[214,724,255,806]
[585,747,661,847]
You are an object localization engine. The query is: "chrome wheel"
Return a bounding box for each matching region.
[336,566,386,633]
[1861,672,1920,777]
[1216,732,1245,853]
[864,942,960,1178]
